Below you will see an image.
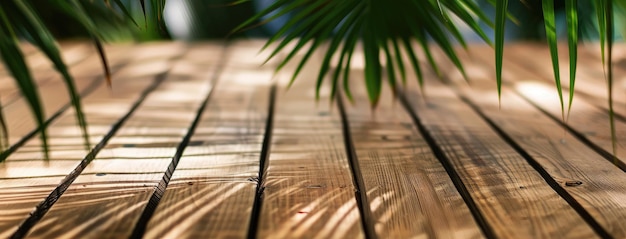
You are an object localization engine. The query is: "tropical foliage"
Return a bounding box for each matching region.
[238,0,623,157]
[0,0,624,159]
[0,0,165,160]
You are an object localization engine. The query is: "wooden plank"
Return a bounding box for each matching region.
[23,42,225,238]
[23,42,224,238]
[0,42,87,76]
[0,42,142,161]
[440,46,626,238]
[506,43,626,118]
[0,41,78,75]
[566,43,626,120]
[579,42,626,96]
[342,74,483,238]
[0,42,187,238]
[0,42,93,103]
[143,40,272,238]
[0,42,182,236]
[398,45,597,238]
[1,43,135,145]
[256,51,364,238]
[470,44,626,168]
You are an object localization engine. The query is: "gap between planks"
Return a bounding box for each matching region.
[342,64,484,238]
[20,43,217,238]
[4,42,189,238]
[396,43,599,238]
[439,45,626,238]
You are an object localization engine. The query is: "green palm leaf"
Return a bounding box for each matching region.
[0,5,50,159]
[319,2,365,101]
[341,30,360,102]
[12,0,92,153]
[109,0,140,27]
[139,0,166,28]
[236,0,490,107]
[542,0,565,120]
[565,0,578,119]
[0,0,624,161]
[495,0,508,103]
[0,0,138,159]
[596,0,617,162]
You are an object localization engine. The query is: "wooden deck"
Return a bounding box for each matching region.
[1,39,625,238]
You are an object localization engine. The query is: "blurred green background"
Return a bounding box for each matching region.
[31,0,626,43]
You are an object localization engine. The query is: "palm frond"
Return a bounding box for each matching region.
[0,0,142,160]
[596,0,617,162]
[1,0,625,161]
[495,0,508,104]
[0,5,49,158]
[13,0,92,154]
[565,0,578,120]
[542,0,565,120]
[242,0,623,160]
[237,0,491,107]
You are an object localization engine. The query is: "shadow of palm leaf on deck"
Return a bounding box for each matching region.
[0,181,61,237]
[349,117,483,238]
[0,43,94,109]
[143,181,254,238]
[261,177,362,239]
[336,68,487,237]
[0,141,107,239]
[25,181,157,238]
[0,93,179,236]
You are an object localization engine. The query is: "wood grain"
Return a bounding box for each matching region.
[579,42,626,104]
[0,42,93,104]
[0,42,180,238]
[342,74,483,238]
[442,46,626,238]
[0,42,87,75]
[469,44,626,168]
[24,42,221,238]
[399,45,597,238]
[506,43,626,117]
[0,42,186,238]
[1,43,135,145]
[256,52,364,238]
[1,40,625,238]
[144,40,272,239]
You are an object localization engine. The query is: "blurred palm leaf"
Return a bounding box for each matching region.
[237,0,623,157]
[564,0,578,119]
[1,0,626,160]
[0,0,160,161]
[235,0,492,107]
[541,0,565,120]
[595,0,617,162]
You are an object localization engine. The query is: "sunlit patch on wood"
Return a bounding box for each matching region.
[1,40,626,238]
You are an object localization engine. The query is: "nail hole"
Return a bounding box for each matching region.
[565,181,583,187]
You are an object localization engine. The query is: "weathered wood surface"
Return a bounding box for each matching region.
[255,50,364,239]
[499,44,626,167]
[26,42,219,238]
[343,74,483,238]
[0,42,186,238]
[399,61,596,237]
[144,41,272,239]
[435,46,626,238]
[0,40,625,239]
